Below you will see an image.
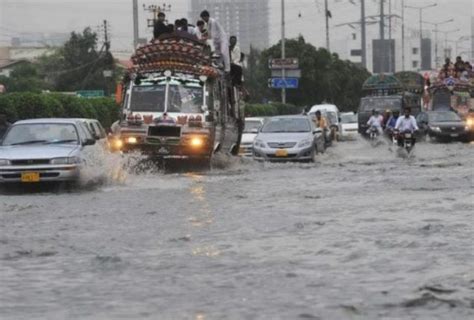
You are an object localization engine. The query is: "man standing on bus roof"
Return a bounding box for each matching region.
[200,10,231,73]
[153,12,169,40]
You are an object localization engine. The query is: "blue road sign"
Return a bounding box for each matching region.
[269,77,299,89]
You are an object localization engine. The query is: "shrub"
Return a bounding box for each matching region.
[0,93,120,129]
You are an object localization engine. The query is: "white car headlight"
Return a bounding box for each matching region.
[0,159,11,166]
[254,139,266,148]
[430,126,441,132]
[50,157,81,165]
[298,139,312,148]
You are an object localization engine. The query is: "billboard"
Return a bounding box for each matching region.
[372,39,395,74]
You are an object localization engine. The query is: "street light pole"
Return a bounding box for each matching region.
[439,29,460,59]
[405,3,437,70]
[361,0,366,69]
[281,0,286,104]
[422,18,453,68]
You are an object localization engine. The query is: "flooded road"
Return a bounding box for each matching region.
[1,140,473,319]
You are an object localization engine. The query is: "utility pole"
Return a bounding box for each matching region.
[133,0,139,49]
[388,0,392,73]
[281,0,286,104]
[379,0,384,40]
[103,20,110,52]
[401,0,405,71]
[361,0,367,69]
[325,0,330,51]
[388,0,392,40]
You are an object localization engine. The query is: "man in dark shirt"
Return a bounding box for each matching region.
[454,56,465,74]
[153,12,169,40]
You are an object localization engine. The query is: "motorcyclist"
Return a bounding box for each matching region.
[385,110,400,138]
[386,110,399,129]
[366,109,383,135]
[314,110,329,145]
[395,107,419,147]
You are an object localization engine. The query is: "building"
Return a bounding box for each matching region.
[0,60,29,77]
[332,25,434,74]
[189,0,269,52]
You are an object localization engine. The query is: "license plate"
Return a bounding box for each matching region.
[158,147,169,154]
[450,133,458,137]
[21,172,40,183]
[275,149,288,157]
[405,134,412,138]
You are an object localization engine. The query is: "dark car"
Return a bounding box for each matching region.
[416,111,468,142]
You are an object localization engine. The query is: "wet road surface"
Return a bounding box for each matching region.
[0,140,473,319]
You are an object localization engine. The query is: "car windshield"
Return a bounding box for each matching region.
[429,112,461,122]
[261,118,310,133]
[2,123,79,146]
[360,97,401,111]
[341,113,358,123]
[130,82,203,113]
[244,120,263,133]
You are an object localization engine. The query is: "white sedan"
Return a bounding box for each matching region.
[0,119,97,183]
[339,112,359,141]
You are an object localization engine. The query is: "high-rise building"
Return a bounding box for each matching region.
[189,0,269,52]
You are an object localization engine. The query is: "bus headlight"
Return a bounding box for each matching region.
[190,136,204,148]
[126,136,138,144]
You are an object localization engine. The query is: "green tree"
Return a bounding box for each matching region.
[0,62,49,93]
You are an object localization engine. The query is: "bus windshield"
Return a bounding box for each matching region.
[360,97,402,112]
[130,82,204,113]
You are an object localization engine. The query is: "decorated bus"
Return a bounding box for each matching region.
[110,33,244,167]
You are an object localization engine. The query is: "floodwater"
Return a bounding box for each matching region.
[0,139,473,320]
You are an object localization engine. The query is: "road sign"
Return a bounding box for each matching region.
[271,69,301,78]
[269,58,299,69]
[268,77,299,89]
[76,90,105,98]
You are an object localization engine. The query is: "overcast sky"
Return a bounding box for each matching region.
[1,0,472,56]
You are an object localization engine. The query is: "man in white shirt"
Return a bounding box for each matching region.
[395,107,419,133]
[366,109,384,135]
[200,10,231,72]
[229,36,242,66]
[229,36,243,86]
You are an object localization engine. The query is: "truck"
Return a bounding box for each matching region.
[427,75,473,118]
[358,73,424,135]
[110,33,244,168]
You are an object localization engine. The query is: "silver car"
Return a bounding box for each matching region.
[253,115,323,162]
[0,119,96,183]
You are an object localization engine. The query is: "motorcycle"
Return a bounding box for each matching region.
[397,130,415,153]
[368,126,379,140]
[386,127,398,144]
